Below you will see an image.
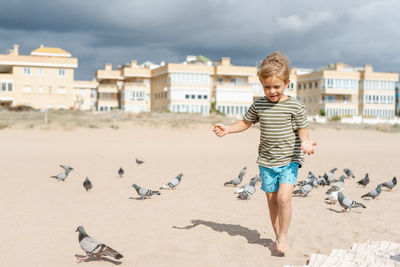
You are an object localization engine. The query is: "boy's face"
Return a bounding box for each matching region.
[261,76,290,102]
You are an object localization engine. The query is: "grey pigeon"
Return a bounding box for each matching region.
[324,168,338,184]
[132,184,161,200]
[60,165,73,172]
[50,169,71,182]
[83,177,92,192]
[235,174,260,194]
[136,158,144,165]
[343,168,355,178]
[326,175,345,194]
[292,183,314,197]
[160,173,183,189]
[338,192,366,211]
[317,175,329,186]
[75,226,123,262]
[357,173,370,187]
[380,177,397,191]
[297,171,317,186]
[325,188,342,205]
[224,167,246,186]
[118,167,124,178]
[361,184,382,199]
[237,178,257,200]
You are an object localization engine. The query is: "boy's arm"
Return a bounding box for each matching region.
[214,120,252,137]
[297,128,317,155]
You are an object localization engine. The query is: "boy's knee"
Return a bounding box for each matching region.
[277,195,291,207]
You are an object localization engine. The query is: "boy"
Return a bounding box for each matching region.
[213,52,316,254]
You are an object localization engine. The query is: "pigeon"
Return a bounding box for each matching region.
[292,183,314,197]
[325,188,343,205]
[118,167,124,178]
[338,192,366,212]
[224,167,246,186]
[326,175,345,194]
[75,226,123,262]
[235,174,260,194]
[323,168,338,184]
[50,169,71,182]
[160,173,183,189]
[237,178,257,200]
[380,177,397,191]
[357,173,370,187]
[136,158,144,165]
[343,168,355,178]
[132,184,161,200]
[297,171,317,186]
[317,175,329,186]
[361,184,382,199]
[83,177,92,192]
[60,165,73,172]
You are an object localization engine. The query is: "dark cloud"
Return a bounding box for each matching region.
[0,0,399,80]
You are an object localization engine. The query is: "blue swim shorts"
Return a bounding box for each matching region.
[259,162,299,193]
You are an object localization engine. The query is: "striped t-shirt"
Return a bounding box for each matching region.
[243,96,309,168]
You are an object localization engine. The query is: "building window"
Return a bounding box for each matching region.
[57,87,66,94]
[197,95,202,99]
[191,94,195,99]
[309,82,312,89]
[203,95,208,99]
[58,69,66,76]
[23,86,32,93]
[38,68,44,76]
[218,77,223,83]
[23,67,31,75]
[315,81,318,88]
[185,94,190,99]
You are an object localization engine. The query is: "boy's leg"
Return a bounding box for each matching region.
[275,183,295,253]
[265,192,279,240]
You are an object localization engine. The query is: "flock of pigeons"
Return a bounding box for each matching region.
[49,162,397,262]
[49,159,184,262]
[293,168,397,212]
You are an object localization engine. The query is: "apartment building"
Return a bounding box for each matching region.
[73,79,98,111]
[214,57,257,116]
[296,63,398,118]
[396,83,400,115]
[359,65,398,118]
[0,44,78,109]
[120,60,151,113]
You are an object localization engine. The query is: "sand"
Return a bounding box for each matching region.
[1,122,399,267]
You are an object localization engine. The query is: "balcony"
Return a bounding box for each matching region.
[320,87,358,95]
[98,84,118,93]
[124,82,148,89]
[215,82,252,89]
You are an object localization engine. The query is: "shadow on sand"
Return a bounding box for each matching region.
[173,219,284,257]
[74,254,122,265]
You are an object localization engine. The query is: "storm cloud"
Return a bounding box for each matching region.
[1,0,399,80]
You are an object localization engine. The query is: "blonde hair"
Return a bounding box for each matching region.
[258,51,290,83]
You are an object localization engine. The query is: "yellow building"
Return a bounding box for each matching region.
[296,63,398,118]
[0,44,78,109]
[73,79,98,111]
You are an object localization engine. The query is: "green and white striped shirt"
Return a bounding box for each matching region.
[243,96,309,168]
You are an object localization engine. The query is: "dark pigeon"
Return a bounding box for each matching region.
[118,167,124,178]
[380,177,397,191]
[83,177,92,192]
[357,173,370,187]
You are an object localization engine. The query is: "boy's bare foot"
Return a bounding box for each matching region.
[276,235,288,253]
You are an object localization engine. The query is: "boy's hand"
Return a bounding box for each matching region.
[213,123,229,137]
[301,140,317,155]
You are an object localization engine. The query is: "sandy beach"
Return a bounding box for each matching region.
[1,117,400,267]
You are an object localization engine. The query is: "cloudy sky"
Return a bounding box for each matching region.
[1,0,399,80]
